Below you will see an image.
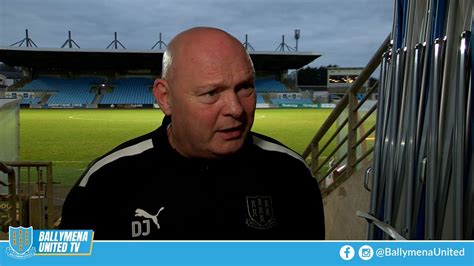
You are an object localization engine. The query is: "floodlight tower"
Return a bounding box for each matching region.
[242,34,255,51]
[293,29,301,88]
[61,30,80,48]
[275,34,295,52]
[294,29,300,51]
[10,29,38,47]
[106,32,126,49]
[151,33,167,50]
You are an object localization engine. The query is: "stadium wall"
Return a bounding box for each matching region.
[323,164,371,239]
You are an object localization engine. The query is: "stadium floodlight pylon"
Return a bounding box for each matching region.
[61,30,80,48]
[106,32,126,49]
[275,35,295,52]
[242,34,255,51]
[294,29,300,51]
[151,33,167,50]
[9,29,38,48]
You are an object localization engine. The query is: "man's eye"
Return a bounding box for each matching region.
[205,90,218,97]
[238,86,255,96]
[199,90,220,103]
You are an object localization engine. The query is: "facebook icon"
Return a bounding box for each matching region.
[339,245,355,260]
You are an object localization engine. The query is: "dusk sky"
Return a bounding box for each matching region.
[0,0,393,67]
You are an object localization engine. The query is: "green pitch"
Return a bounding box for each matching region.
[20,108,334,185]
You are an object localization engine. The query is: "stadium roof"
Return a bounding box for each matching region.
[0,47,320,73]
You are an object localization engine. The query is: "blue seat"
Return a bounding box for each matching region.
[255,79,287,92]
[101,77,155,105]
[19,76,102,105]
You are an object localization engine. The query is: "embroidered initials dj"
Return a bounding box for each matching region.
[131,207,164,237]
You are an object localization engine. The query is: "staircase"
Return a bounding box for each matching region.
[301,35,389,239]
[92,92,104,105]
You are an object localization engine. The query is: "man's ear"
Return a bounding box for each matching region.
[153,79,172,116]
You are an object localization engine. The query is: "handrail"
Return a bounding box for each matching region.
[356,211,406,240]
[302,34,390,160]
[302,34,391,192]
[0,162,14,174]
[315,117,348,159]
[0,161,56,230]
[355,81,379,111]
[5,161,55,229]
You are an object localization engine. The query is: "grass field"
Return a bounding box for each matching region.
[20,108,335,185]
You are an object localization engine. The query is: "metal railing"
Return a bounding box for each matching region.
[0,161,56,229]
[302,35,390,196]
[0,162,18,230]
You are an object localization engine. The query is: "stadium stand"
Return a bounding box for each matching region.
[21,78,55,91]
[100,77,154,105]
[256,93,266,104]
[15,76,299,106]
[21,77,101,105]
[21,97,41,105]
[255,78,287,92]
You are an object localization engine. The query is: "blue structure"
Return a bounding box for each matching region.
[101,77,154,105]
[271,98,313,105]
[15,77,303,106]
[255,79,287,92]
[21,77,101,105]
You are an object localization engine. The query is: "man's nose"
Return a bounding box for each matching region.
[223,91,244,117]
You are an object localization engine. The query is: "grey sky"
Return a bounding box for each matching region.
[0,0,393,67]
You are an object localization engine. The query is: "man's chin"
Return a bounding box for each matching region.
[210,140,245,158]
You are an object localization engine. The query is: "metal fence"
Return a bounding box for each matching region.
[0,161,57,231]
[302,35,390,197]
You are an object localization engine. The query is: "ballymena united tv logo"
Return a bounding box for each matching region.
[6,226,35,259]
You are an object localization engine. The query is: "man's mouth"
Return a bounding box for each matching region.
[217,125,245,140]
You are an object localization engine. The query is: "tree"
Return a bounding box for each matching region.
[296,65,338,86]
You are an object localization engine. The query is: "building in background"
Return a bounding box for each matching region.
[327,67,368,101]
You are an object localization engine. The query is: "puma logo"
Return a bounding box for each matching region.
[135,207,165,230]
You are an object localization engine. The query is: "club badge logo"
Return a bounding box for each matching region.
[246,196,277,229]
[6,226,35,259]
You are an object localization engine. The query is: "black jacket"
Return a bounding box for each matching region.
[60,118,325,240]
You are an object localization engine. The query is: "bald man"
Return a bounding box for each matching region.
[60,27,325,240]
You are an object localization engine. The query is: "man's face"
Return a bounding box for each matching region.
[162,37,256,159]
